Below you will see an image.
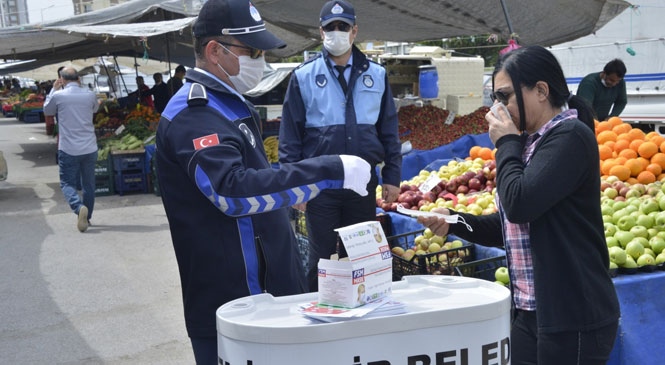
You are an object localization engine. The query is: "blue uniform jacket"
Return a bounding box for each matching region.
[279,46,402,186]
[156,68,347,338]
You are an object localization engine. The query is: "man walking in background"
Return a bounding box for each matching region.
[43,67,100,232]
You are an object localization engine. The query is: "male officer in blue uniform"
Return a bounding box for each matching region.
[155,0,372,362]
[279,0,402,292]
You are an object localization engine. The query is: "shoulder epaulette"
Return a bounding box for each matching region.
[187,83,208,107]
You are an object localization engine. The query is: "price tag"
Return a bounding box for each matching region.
[114,124,125,135]
[444,112,456,125]
[419,173,441,193]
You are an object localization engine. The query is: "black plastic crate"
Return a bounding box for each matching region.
[95,175,114,197]
[454,255,507,282]
[111,150,146,172]
[387,230,474,281]
[23,111,42,123]
[95,158,112,177]
[261,118,281,137]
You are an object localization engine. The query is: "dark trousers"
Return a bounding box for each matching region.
[190,336,217,365]
[511,310,618,365]
[304,176,378,292]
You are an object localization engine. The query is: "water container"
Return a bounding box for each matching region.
[418,65,439,99]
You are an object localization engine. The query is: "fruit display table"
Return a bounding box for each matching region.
[400,132,494,180]
[386,211,664,365]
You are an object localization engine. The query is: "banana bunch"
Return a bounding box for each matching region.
[263,136,279,163]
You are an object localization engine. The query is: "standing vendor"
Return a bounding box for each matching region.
[576,59,627,121]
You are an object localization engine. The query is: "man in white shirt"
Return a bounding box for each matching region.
[43,67,100,232]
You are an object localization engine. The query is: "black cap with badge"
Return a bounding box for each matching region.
[320,0,356,26]
[192,0,286,50]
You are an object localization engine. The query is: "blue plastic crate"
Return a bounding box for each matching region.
[114,172,147,195]
[111,151,146,172]
[23,111,42,123]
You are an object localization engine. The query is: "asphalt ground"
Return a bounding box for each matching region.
[0,117,195,364]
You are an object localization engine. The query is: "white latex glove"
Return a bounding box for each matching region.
[339,155,371,196]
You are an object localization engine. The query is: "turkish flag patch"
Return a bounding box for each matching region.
[193,133,220,150]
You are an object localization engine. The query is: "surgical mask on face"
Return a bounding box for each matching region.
[217,49,265,94]
[323,31,352,56]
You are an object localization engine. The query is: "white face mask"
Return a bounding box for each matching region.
[217,47,265,94]
[323,30,352,56]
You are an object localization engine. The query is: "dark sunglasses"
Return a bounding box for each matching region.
[323,22,352,32]
[490,89,514,105]
[211,40,264,60]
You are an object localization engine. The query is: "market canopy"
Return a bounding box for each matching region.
[0,0,631,74]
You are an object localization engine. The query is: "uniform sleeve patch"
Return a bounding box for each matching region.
[193,133,220,150]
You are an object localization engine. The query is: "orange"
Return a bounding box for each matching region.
[478,147,493,160]
[609,164,631,181]
[637,170,656,184]
[648,134,665,148]
[598,145,613,161]
[637,157,651,170]
[613,139,630,153]
[491,148,497,160]
[646,163,662,177]
[624,158,644,177]
[604,140,616,151]
[612,123,632,135]
[628,128,646,141]
[601,159,619,176]
[629,139,644,152]
[659,173,665,182]
[618,148,638,160]
[595,121,612,135]
[626,177,639,185]
[468,146,481,159]
[616,132,632,142]
[614,156,627,165]
[638,141,659,159]
[660,140,665,153]
[607,116,624,127]
[596,130,617,145]
[651,153,665,169]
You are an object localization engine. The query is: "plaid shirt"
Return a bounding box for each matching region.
[497,109,578,310]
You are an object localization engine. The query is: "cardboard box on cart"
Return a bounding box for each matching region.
[317,221,393,308]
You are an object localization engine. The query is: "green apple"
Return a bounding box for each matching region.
[636,215,655,229]
[604,187,619,199]
[622,256,638,268]
[659,195,665,211]
[614,230,635,248]
[613,201,628,211]
[606,236,620,248]
[647,228,659,239]
[645,248,656,258]
[640,198,660,215]
[608,246,627,265]
[656,252,665,264]
[423,228,434,239]
[494,280,507,286]
[603,215,614,224]
[495,266,510,285]
[430,235,445,245]
[601,204,615,216]
[626,188,642,199]
[616,215,637,231]
[427,242,442,253]
[450,240,464,249]
[649,236,665,255]
[609,261,619,270]
[625,240,645,260]
[654,211,665,230]
[629,225,649,239]
[637,253,655,267]
[604,223,618,237]
[633,236,650,249]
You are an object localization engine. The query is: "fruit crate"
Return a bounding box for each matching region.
[114,171,147,195]
[111,149,146,172]
[95,158,112,177]
[95,175,114,197]
[454,255,507,282]
[387,230,474,281]
[23,110,43,123]
[261,118,281,137]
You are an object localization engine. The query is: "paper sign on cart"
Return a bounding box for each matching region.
[317,221,393,308]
